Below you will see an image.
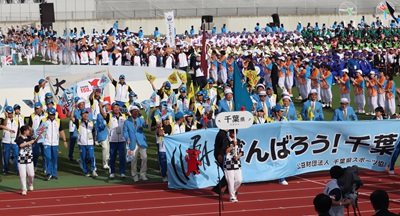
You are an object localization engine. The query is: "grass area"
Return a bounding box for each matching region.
[1,58,400,191]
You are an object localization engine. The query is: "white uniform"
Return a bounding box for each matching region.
[324,179,345,216]
[114,83,130,103]
[173,123,185,134]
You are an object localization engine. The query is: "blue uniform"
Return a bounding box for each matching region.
[301,100,324,121]
[332,107,358,121]
[123,116,149,151]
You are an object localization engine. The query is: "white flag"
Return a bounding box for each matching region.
[164,11,175,47]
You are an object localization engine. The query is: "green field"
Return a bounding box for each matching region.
[0,58,399,192]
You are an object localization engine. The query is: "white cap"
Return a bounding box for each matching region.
[340,98,349,104]
[342,69,349,73]
[77,99,85,104]
[303,58,310,62]
[258,91,267,96]
[356,70,362,74]
[102,101,110,106]
[309,89,318,95]
[282,95,292,101]
[256,83,265,89]
[224,88,233,95]
[129,106,140,111]
[370,71,376,75]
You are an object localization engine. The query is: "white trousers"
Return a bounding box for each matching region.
[224,168,242,200]
[378,93,386,109]
[131,143,148,177]
[386,98,396,115]
[299,84,308,100]
[368,96,378,113]
[285,75,293,92]
[210,69,218,83]
[99,138,110,167]
[355,94,366,110]
[264,74,272,86]
[306,80,311,97]
[18,162,34,192]
[218,67,227,84]
[278,76,285,90]
[321,87,332,103]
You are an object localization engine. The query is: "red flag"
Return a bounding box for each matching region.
[201,26,208,78]
[203,116,209,124]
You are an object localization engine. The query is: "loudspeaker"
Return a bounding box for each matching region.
[201,15,213,23]
[271,13,280,26]
[40,3,55,24]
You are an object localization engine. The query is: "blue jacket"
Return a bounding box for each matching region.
[217,99,234,113]
[359,60,372,75]
[256,100,272,117]
[95,113,108,142]
[300,100,324,121]
[282,106,298,121]
[123,116,149,149]
[332,107,358,121]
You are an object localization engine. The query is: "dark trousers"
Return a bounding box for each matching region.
[214,161,227,190]
[272,77,278,99]
[196,76,207,89]
[68,133,77,160]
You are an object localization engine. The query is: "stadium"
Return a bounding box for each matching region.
[0,0,400,215]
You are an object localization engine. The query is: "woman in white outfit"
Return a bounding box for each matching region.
[16,126,41,196]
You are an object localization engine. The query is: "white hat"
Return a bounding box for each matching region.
[77,99,85,104]
[303,58,310,62]
[309,89,318,95]
[342,69,349,73]
[259,91,267,96]
[282,95,292,101]
[256,83,265,89]
[340,98,349,104]
[129,106,140,111]
[356,70,362,74]
[224,88,233,95]
[102,101,110,106]
[370,71,376,75]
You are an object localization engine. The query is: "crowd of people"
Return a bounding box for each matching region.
[1,16,400,214]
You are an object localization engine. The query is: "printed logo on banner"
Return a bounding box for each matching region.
[170,135,213,185]
[88,78,100,88]
[52,78,67,95]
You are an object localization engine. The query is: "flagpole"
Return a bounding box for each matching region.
[201,20,208,79]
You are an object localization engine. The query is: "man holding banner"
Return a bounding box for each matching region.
[100,101,126,179]
[33,77,49,104]
[70,106,98,178]
[108,72,133,107]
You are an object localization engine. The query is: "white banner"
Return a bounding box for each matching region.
[164,11,175,47]
[48,69,108,108]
